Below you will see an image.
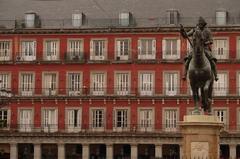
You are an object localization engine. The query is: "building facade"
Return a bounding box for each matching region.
[1,0,240,159]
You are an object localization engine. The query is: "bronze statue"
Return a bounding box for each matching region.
[181,17,218,81]
[180,17,216,114]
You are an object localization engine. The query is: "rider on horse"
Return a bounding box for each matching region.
[181,17,218,81]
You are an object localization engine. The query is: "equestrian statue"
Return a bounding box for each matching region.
[180,17,218,114]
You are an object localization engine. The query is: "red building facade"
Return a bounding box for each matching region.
[1,1,240,158]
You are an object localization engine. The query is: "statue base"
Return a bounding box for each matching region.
[179,115,223,159]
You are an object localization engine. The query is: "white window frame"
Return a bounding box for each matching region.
[42,72,58,96]
[163,108,179,132]
[67,72,82,96]
[237,72,240,95]
[90,108,106,132]
[72,13,83,27]
[42,108,58,133]
[114,71,131,96]
[216,10,227,25]
[164,72,179,96]
[167,10,179,25]
[138,71,154,96]
[0,40,12,61]
[20,40,36,61]
[0,108,10,130]
[113,108,130,132]
[18,108,33,132]
[65,107,82,132]
[91,72,106,96]
[0,73,11,96]
[162,38,180,60]
[115,38,131,60]
[90,39,107,60]
[213,72,228,96]
[67,39,83,60]
[236,37,240,59]
[138,38,156,60]
[213,107,228,130]
[119,12,130,26]
[213,37,229,60]
[19,72,35,96]
[44,39,60,61]
[236,108,240,131]
[138,108,154,132]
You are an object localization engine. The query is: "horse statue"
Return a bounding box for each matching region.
[187,28,214,114]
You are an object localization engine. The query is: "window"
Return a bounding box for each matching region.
[115,72,130,95]
[91,73,106,96]
[119,12,130,26]
[66,108,81,132]
[213,73,227,96]
[138,39,156,60]
[162,39,180,59]
[42,108,58,132]
[164,72,179,96]
[91,109,105,131]
[72,13,83,27]
[164,109,178,132]
[20,73,34,96]
[213,38,228,60]
[167,10,179,25]
[0,41,11,61]
[238,73,240,95]
[20,40,36,61]
[237,38,240,59]
[25,12,36,28]
[19,109,33,132]
[0,109,9,129]
[43,73,57,96]
[0,73,10,93]
[114,109,129,131]
[90,39,107,60]
[44,40,59,61]
[214,109,228,129]
[67,39,83,60]
[67,73,82,96]
[216,10,227,25]
[139,72,154,96]
[115,39,130,60]
[138,109,154,131]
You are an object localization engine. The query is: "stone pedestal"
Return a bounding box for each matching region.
[179,115,223,159]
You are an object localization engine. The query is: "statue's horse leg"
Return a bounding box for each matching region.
[190,82,200,114]
[202,80,212,114]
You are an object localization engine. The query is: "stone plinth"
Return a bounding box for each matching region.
[179,115,223,159]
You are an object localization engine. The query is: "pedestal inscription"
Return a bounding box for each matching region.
[191,142,209,158]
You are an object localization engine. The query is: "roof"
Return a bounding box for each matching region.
[0,0,240,28]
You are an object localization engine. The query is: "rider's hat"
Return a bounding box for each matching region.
[198,16,207,26]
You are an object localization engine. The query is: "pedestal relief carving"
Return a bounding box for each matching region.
[191,142,209,159]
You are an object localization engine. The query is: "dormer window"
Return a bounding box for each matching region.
[119,12,131,27]
[216,10,227,25]
[166,10,179,25]
[72,12,84,27]
[25,11,36,28]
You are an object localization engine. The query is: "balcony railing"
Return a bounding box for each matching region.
[7,87,240,97]
[1,17,240,29]
[2,124,181,133]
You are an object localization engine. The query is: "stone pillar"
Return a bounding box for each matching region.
[106,144,113,159]
[229,144,236,159]
[34,144,41,159]
[82,144,89,159]
[179,115,223,159]
[179,144,183,159]
[131,144,138,159]
[10,143,17,159]
[155,144,162,158]
[58,143,65,159]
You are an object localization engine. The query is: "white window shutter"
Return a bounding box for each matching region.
[152,39,156,58]
[138,40,141,56]
[116,40,121,57]
[90,40,93,57]
[177,39,180,59]
[162,39,166,59]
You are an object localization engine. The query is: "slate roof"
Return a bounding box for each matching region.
[0,0,240,28]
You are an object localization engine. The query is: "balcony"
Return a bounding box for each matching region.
[64,52,85,63]
[15,52,37,63]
